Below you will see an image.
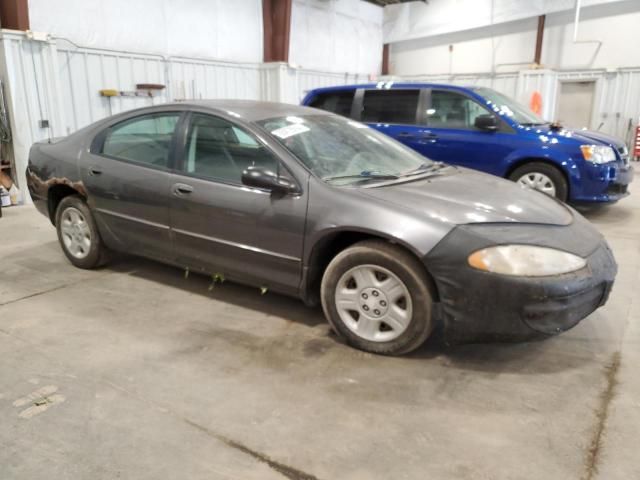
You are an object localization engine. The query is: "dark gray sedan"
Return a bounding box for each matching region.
[27,100,617,355]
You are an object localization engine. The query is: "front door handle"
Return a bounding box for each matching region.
[396,132,415,139]
[172,183,194,195]
[397,131,437,140]
[89,167,103,176]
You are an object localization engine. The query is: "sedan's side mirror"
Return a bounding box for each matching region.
[474,114,498,131]
[241,166,299,194]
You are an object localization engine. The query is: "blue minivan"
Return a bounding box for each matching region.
[302,83,633,204]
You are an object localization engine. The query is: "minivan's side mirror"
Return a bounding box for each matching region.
[474,114,499,131]
[241,166,298,194]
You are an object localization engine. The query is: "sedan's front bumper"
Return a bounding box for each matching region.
[424,216,617,343]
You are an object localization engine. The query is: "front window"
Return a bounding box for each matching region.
[474,87,546,126]
[257,115,434,185]
[184,113,279,184]
[428,90,491,129]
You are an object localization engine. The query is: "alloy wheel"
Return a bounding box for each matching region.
[334,264,413,342]
[517,172,557,197]
[59,207,92,259]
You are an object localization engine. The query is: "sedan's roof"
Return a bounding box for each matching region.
[175,99,329,122]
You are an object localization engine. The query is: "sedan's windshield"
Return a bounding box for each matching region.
[474,87,546,126]
[257,115,435,185]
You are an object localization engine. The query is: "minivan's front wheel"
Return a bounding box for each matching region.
[321,240,434,355]
[55,195,108,269]
[509,162,568,202]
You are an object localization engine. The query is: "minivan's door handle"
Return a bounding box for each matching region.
[89,167,103,176]
[396,132,415,139]
[172,183,194,195]
[397,131,437,140]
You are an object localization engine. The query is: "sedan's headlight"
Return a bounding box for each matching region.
[580,145,616,164]
[468,245,587,276]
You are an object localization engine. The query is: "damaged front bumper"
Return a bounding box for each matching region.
[424,214,617,343]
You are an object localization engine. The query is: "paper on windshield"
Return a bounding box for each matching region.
[271,123,310,139]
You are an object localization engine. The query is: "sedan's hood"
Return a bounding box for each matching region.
[360,167,573,226]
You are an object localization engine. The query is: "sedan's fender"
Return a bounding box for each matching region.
[299,179,454,304]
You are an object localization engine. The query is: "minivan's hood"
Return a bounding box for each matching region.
[360,167,573,226]
[570,129,625,149]
[536,125,625,150]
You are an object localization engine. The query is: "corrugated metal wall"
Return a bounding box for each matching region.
[386,68,640,144]
[2,29,639,202]
[57,46,168,134]
[390,72,520,98]
[0,31,370,198]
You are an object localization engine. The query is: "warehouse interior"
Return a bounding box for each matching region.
[1,1,640,479]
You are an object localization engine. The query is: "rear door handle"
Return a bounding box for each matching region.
[172,183,194,195]
[89,167,103,176]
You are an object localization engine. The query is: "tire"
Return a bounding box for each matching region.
[55,195,108,269]
[509,162,568,202]
[321,240,434,355]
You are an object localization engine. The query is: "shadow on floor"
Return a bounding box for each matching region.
[106,254,326,328]
[97,252,606,375]
[578,203,632,225]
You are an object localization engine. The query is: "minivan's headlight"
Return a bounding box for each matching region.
[468,245,586,276]
[580,145,616,164]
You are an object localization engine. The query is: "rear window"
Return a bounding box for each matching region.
[308,91,355,117]
[100,113,180,168]
[361,89,419,124]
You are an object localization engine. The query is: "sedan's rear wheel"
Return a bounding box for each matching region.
[55,195,108,269]
[321,240,434,355]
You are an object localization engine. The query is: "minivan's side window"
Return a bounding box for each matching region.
[101,113,180,167]
[428,91,490,129]
[361,89,420,124]
[308,91,355,117]
[184,114,279,184]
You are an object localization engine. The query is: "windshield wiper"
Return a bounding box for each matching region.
[520,121,549,126]
[323,171,399,182]
[398,161,446,177]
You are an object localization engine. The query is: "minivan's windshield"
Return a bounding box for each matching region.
[257,115,436,185]
[474,87,546,126]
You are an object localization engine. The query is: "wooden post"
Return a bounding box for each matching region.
[0,0,30,30]
[382,44,390,75]
[534,15,546,66]
[263,0,292,63]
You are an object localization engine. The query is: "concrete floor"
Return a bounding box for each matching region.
[1,187,639,480]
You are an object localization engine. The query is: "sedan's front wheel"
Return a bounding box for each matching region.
[321,240,434,355]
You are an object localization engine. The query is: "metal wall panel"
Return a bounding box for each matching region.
[168,57,262,101]
[57,47,168,134]
[0,32,373,200]
[4,30,638,204]
[384,72,520,98]
[385,68,640,142]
